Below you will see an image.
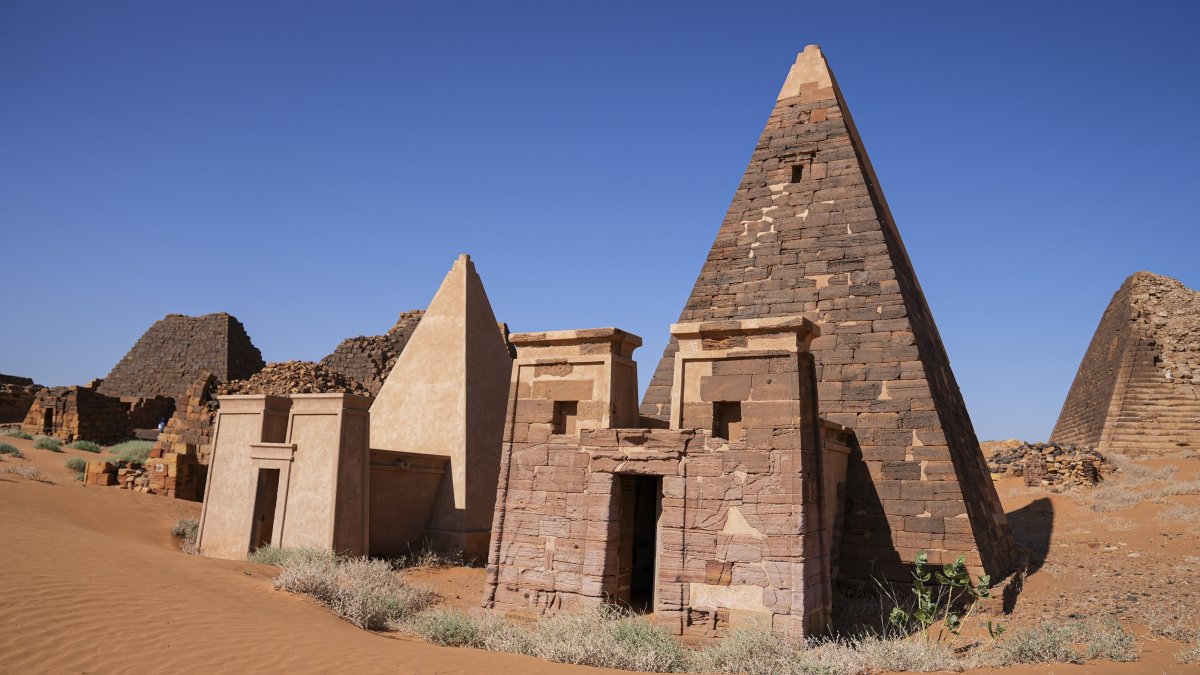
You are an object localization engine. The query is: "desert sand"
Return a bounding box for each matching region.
[0,434,1196,674]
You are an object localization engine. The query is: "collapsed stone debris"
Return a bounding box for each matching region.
[320,311,424,395]
[984,440,1112,488]
[1053,271,1200,454]
[218,361,369,397]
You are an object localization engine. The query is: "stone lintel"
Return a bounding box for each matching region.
[670,316,819,342]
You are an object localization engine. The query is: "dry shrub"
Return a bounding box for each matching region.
[0,443,23,458]
[3,465,46,481]
[1179,639,1200,664]
[991,619,1136,665]
[272,551,436,629]
[34,437,63,452]
[1157,504,1200,526]
[171,518,199,554]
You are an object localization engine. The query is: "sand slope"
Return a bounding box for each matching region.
[0,439,611,674]
[1,436,1197,674]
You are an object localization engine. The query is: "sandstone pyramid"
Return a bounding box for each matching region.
[370,255,513,553]
[1052,271,1200,453]
[320,310,424,395]
[97,312,264,401]
[639,46,1018,579]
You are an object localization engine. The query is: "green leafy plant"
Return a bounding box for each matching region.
[35,437,63,451]
[886,551,998,647]
[68,440,101,453]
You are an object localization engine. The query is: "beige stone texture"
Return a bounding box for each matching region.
[197,393,371,560]
[370,254,513,558]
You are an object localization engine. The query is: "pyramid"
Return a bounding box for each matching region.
[370,254,513,552]
[97,312,264,401]
[640,46,1018,579]
[1052,271,1200,453]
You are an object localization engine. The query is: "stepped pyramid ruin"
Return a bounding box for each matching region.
[320,310,424,395]
[371,254,513,557]
[640,46,1018,580]
[97,312,264,401]
[1052,271,1200,453]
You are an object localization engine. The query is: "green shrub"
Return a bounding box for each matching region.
[2,429,32,440]
[0,443,23,458]
[65,457,88,473]
[34,437,63,451]
[68,440,102,453]
[108,440,153,464]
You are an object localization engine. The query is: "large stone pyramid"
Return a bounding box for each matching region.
[97,312,264,401]
[640,46,1018,579]
[370,254,513,555]
[1052,271,1200,453]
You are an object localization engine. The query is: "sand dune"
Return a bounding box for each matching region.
[1,436,1196,674]
[0,438,611,674]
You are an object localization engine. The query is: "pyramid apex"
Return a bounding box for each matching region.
[458,253,471,262]
[778,45,835,101]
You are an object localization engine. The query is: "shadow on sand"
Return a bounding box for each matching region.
[1001,496,1054,614]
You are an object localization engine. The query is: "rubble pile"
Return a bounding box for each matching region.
[986,440,1113,487]
[218,361,369,397]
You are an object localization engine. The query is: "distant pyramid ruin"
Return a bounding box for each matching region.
[97,312,264,401]
[320,310,424,395]
[639,45,1018,579]
[1052,271,1200,453]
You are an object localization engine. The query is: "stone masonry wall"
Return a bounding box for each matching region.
[97,313,264,401]
[22,387,131,443]
[638,47,1017,580]
[321,310,424,395]
[0,374,40,424]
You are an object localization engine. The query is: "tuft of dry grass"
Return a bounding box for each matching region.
[3,465,47,481]
[171,518,199,554]
[270,550,437,630]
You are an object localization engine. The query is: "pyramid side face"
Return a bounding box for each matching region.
[371,256,513,522]
[639,46,1018,578]
[371,263,472,458]
[1053,272,1200,452]
[97,313,263,401]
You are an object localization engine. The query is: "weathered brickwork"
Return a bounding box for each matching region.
[638,46,1017,580]
[97,313,264,401]
[0,374,40,424]
[147,372,220,500]
[321,310,424,395]
[487,318,850,639]
[1052,271,1200,453]
[22,386,132,443]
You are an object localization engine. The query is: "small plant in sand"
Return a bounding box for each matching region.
[992,618,1136,665]
[68,440,102,453]
[0,443,23,458]
[269,549,437,629]
[882,551,999,647]
[1,429,32,440]
[171,517,199,554]
[65,456,88,481]
[109,440,153,464]
[1178,635,1200,664]
[34,437,63,452]
[3,465,46,481]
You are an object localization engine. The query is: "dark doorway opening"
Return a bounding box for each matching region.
[42,409,54,435]
[249,468,280,552]
[616,474,661,613]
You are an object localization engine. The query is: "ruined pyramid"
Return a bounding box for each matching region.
[1052,271,1200,454]
[640,46,1019,579]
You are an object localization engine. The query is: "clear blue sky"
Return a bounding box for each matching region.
[2,1,1197,441]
